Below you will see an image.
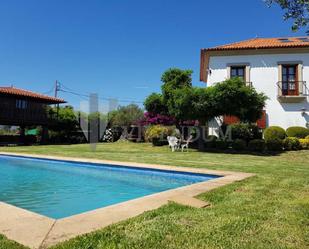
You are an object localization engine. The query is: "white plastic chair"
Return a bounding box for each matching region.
[167,136,179,152]
[181,135,193,152]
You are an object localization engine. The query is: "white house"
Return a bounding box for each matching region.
[200,36,309,133]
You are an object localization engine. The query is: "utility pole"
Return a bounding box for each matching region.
[54,80,60,98]
[54,80,61,119]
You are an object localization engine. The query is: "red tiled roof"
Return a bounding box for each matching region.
[205,37,309,51]
[0,86,66,104]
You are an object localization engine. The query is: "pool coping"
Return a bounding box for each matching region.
[0,152,255,249]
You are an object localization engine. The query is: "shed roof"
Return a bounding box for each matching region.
[0,86,66,104]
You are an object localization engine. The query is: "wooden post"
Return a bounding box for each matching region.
[41,126,48,145]
[197,126,205,151]
[20,125,25,145]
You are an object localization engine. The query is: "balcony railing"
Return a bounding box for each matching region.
[245,82,253,88]
[277,81,309,102]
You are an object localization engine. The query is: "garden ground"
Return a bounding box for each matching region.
[0,142,308,249]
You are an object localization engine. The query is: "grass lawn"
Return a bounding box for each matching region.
[0,142,308,249]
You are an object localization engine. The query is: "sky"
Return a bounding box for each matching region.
[0,0,307,110]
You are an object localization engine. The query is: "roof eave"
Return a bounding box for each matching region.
[204,45,309,52]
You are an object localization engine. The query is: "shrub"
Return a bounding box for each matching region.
[248,139,266,152]
[264,126,286,141]
[138,112,175,126]
[286,126,309,138]
[24,135,38,145]
[232,139,247,151]
[145,125,167,141]
[48,130,86,144]
[283,137,301,151]
[205,135,217,149]
[306,135,309,139]
[215,140,229,150]
[207,135,218,141]
[229,123,262,142]
[145,125,175,146]
[299,139,309,149]
[108,104,144,128]
[266,138,283,151]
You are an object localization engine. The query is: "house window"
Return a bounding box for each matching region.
[16,99,28,109]
[230,66,246,81]
[281,65,298,96]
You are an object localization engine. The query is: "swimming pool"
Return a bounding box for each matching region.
[0,155,219,219]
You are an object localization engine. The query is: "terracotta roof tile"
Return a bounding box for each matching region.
[0,86,66,104]
[205,37,309,51]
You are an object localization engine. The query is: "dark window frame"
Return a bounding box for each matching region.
[230,66,246,81]
[15,99,28,109]
[281,64,299,96]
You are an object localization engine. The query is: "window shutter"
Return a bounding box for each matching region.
[256,110,267,129]
[223,115,240,125]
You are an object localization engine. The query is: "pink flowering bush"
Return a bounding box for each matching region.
[138,112,176,126]
[138,112,198,126]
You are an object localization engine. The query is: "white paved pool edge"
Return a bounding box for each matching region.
[0,152,255,249]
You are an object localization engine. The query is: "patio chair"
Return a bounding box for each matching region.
[167,136,179,152]
[181,135,193,152]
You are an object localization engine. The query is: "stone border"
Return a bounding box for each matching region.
[0,152,255,249]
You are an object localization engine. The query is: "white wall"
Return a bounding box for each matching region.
[207,52,309,129]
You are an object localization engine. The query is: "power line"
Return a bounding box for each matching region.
[42,85,55,95]
[59,89,89,100]
[56,81,144,104]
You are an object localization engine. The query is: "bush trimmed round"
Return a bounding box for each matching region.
[205,135,217,149]
[145,125,174,146]
[230,123,262,142]
[286,126,309,138]
[299,139,309,149]
[283,137,301,151]
[232,139,247,151]
[264,126,286,141]
[248,139,266,152]
[266,138,283,151]
[215,140,229,150]
[152,137,167,146]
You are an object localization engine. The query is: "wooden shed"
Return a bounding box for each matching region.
[0,86,66,144]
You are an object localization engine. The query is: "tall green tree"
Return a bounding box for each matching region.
[161,68,193,108]
[266,0,309,33]
[144,93,167,115]
[46,106,85,144]
[144,69,268,150]
[48,106,79,132]
[168,87,213,122]
[144,68,193,117]
[211,78,268,122]
[109,104,144,128]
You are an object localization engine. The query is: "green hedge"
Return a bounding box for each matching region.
[286,126,309,138]
[299,139,309,149]
[264,126,286,141]
[205,135,217,149]
[248,139,266,152]
[230,123,262,142]
[232,139,247,151]
[215,140,229,150]
[266,138,283,151]
[283,137,301,151]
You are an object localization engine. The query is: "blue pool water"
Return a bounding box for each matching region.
[0,155,218,219]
